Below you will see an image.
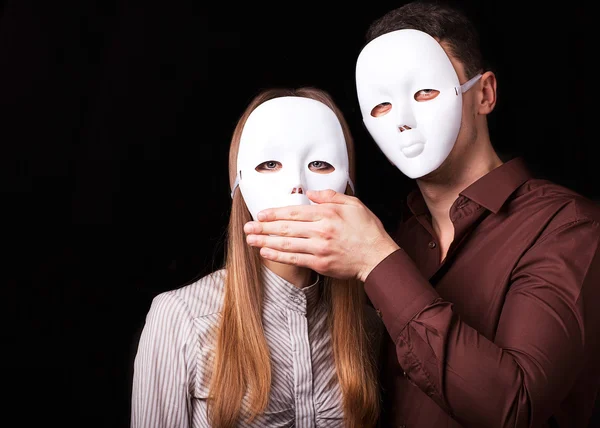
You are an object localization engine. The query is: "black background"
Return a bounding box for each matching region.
[1,1,592,426]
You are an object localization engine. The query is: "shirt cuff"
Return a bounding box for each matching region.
[364,248,439,339]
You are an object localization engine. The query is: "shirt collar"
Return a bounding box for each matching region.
[407,157,532,216]
[460,157,532,213]
[262,265,321,314]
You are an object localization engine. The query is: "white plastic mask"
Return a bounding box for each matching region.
[232,96,353,220]
[355,29,481,178]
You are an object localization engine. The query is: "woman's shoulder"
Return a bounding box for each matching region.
[152,268,227,320]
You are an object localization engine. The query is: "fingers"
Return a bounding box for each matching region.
[244,219,319,238]
[246,234,319,255]
[306,189,357,205]
[255,192,361,222]
[256,204,328,222]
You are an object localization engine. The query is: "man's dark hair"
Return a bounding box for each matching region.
[365,1,485,79]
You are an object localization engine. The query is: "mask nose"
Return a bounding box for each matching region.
[394,100,417,132]
[291,185,304,195]
[286,167,306,195]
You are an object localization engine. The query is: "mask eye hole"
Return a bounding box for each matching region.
[414,89,440,102]
[371,102,392,118]
[255,160,282,173]
[308,161,335,174]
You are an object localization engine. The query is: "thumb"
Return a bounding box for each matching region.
[307,189,351,205]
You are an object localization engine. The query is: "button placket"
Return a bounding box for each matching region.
[287,304,315,427]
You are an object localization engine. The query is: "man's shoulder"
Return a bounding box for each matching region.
[516,178,600,225]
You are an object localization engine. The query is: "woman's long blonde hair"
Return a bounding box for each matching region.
[208,87,379,428]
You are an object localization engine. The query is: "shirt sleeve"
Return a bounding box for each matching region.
[365,219,600,427]
[131,292,197,428]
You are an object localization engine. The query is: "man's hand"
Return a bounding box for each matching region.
[243,189,400,282]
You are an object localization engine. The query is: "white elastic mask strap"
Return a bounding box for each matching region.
[455,73,482,95]
[230,172,355,199]
[230,172,240,199]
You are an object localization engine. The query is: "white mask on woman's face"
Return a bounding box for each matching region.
[233,96,352,221]
[355,29,481,179]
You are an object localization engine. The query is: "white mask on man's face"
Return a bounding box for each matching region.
[355,29,481,179]
[233,96,352,221]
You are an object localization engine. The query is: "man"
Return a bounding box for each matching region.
[243,1,600,427]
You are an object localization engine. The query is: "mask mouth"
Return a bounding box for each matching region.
[401,142,425,158]
[396,131,426,158]
[396,129,424,149]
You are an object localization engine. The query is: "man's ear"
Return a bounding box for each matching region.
[478,71,497,115]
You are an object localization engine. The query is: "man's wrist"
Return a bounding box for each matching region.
[358,240,401,282]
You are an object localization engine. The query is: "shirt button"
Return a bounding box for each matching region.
[428,241,436,249]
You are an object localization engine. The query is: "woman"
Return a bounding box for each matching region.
[131,87,382,428]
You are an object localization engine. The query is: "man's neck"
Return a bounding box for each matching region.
[416,146,503,240]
